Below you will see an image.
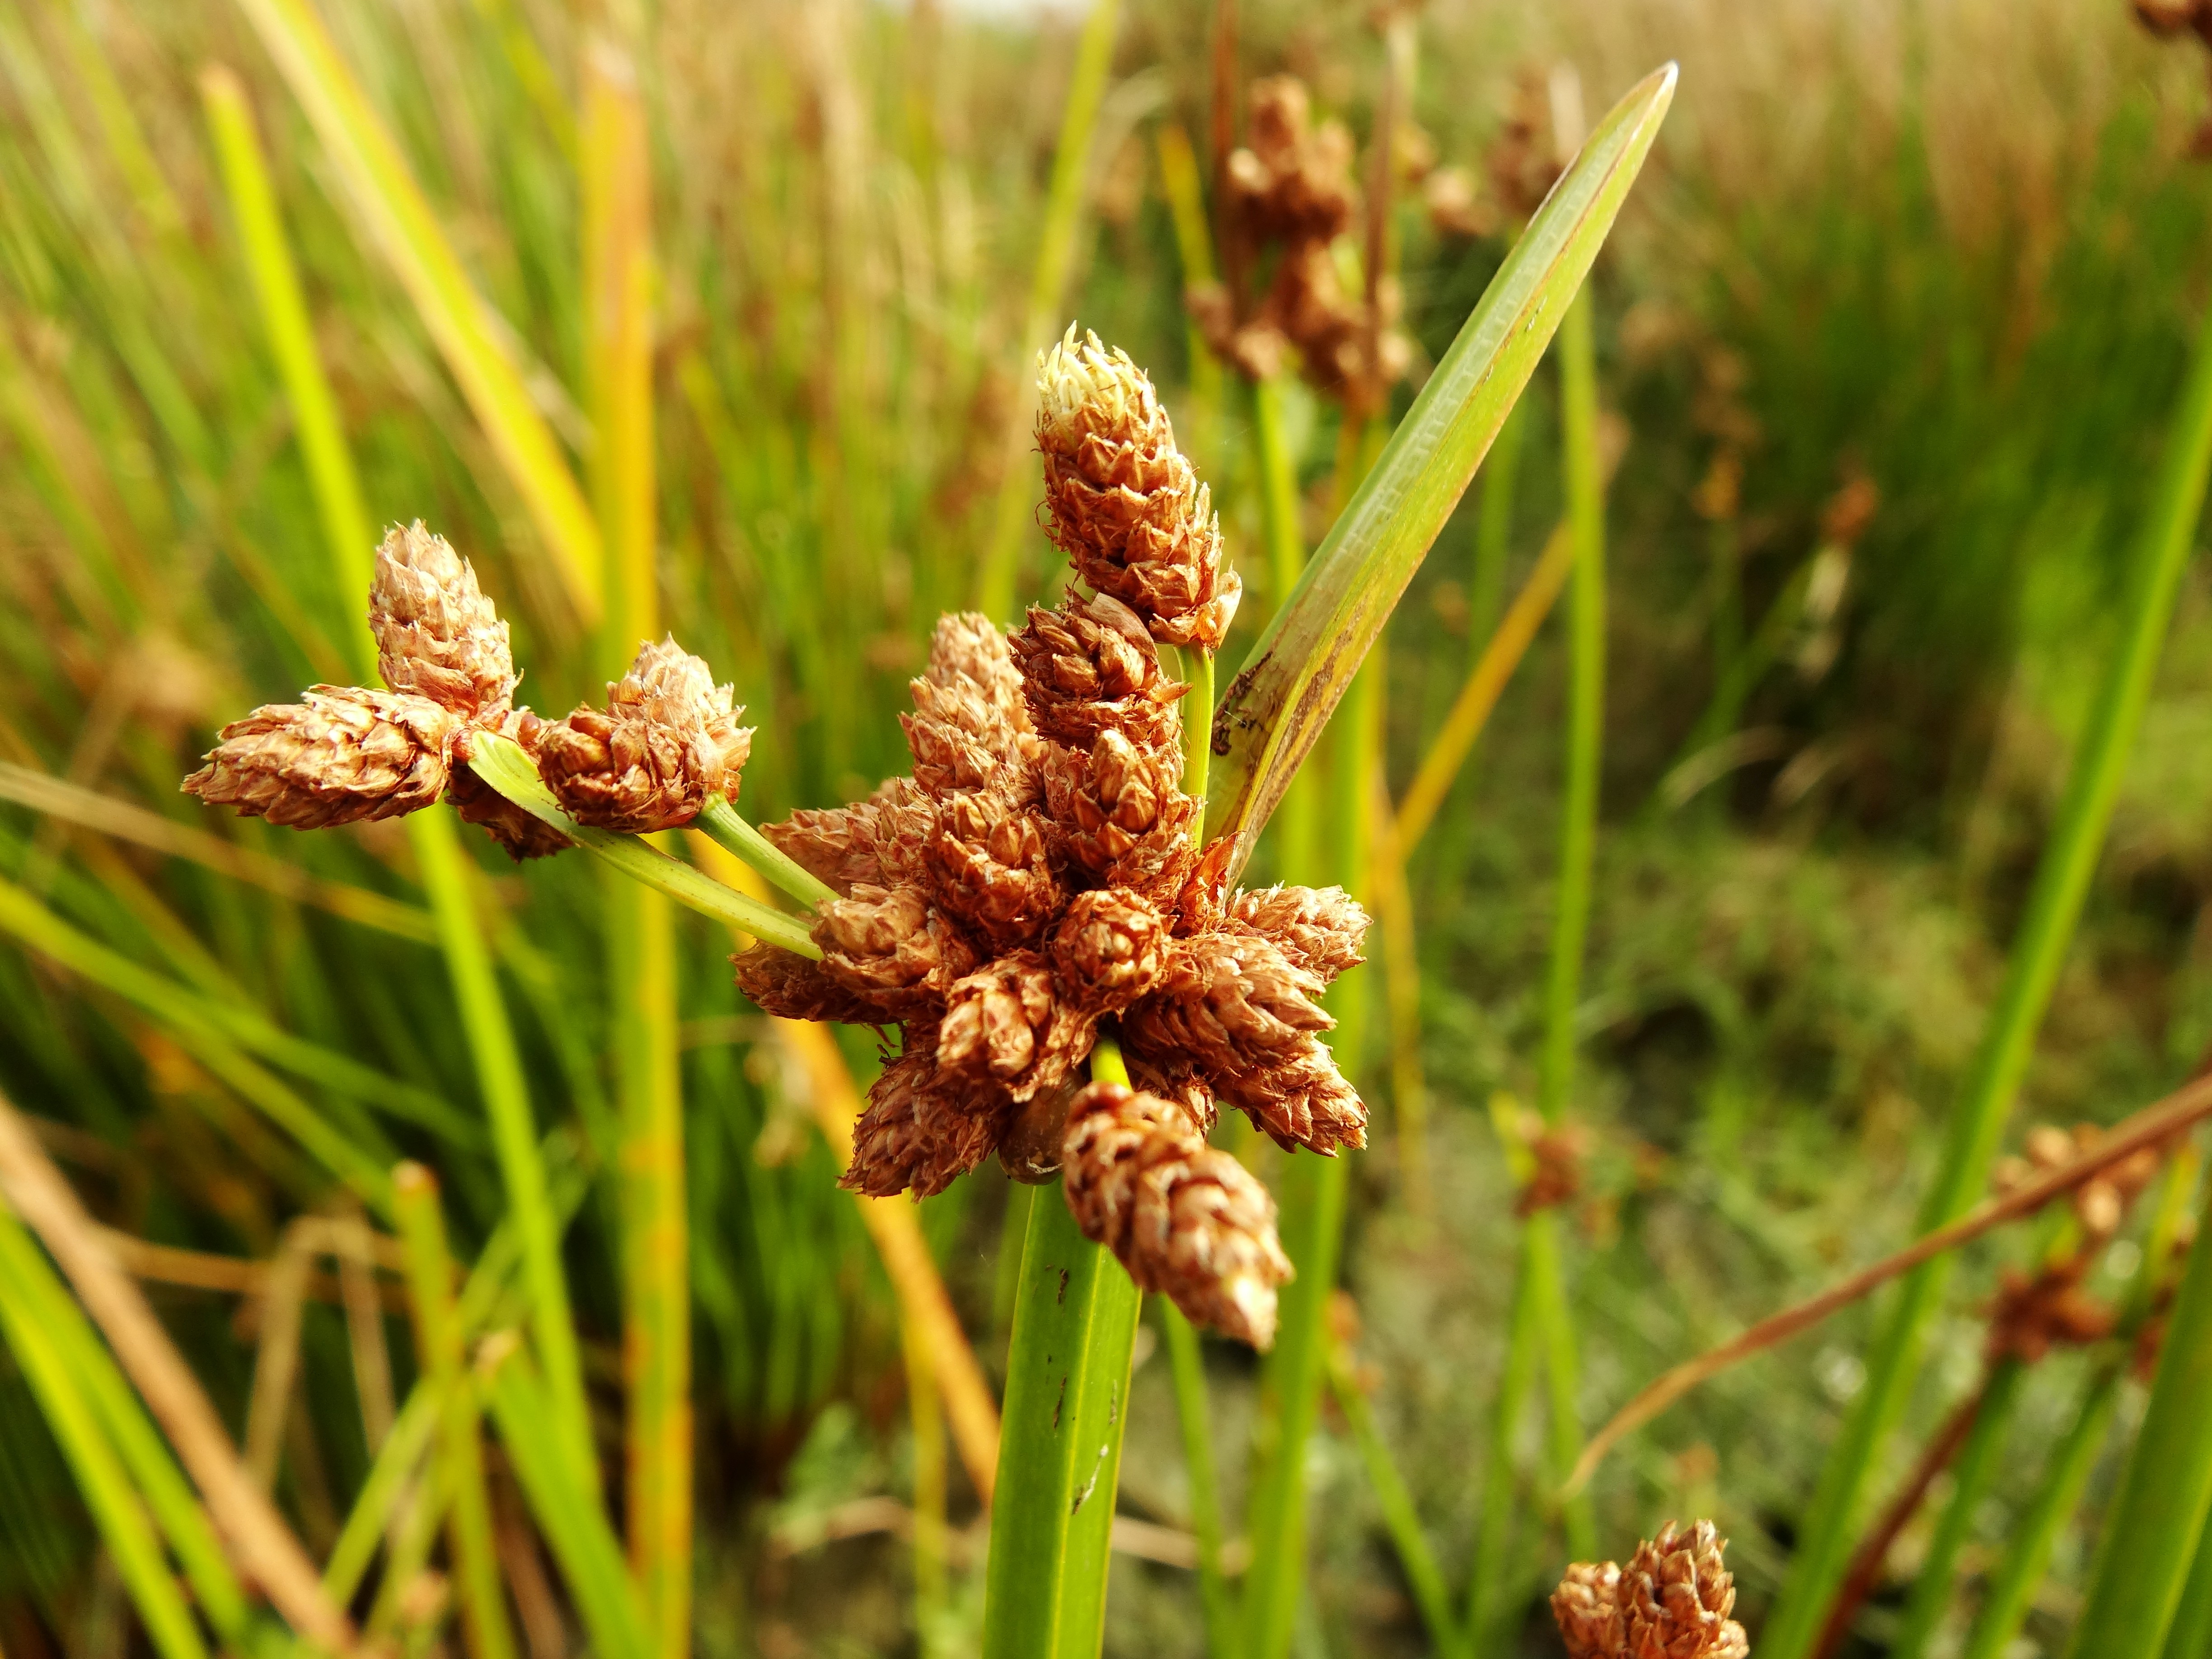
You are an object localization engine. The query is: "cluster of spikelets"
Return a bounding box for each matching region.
[734,325,1370,1347]
[1187,76,1411,406]
[184,521,752,852]
[1551,1521,1751,1659]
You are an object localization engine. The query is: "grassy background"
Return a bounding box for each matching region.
[4,0,2212,1654]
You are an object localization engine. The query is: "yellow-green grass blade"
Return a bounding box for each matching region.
[201,65,598,1502]
[323,1381,440,1606]
[394,1162,518,1659]
[230,0,603,618]
[1204,64,1676,876]
[0,1205,211,1659]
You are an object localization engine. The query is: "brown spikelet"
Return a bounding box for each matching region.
[937,952,1095,1102]
[921,792,1064,950]
[536,637,752,833]
[1231,884,1370,986]
[1008,594,1186,749]
[1228,78,1358,246]
[184,687,457,830]
[369,522,517,718]
[922,611,1033,737]
[866,777,939,886]
[731,944,885,1026]
[1060,1082,1292,1348]
[1622,1521,1748,1659]
[449,712,572,861]
[1213,1039,1368,1156]
[1121,933,1334,1078]
[1034,326,1241,651]
[1046,727,1197,890]
[903,677,1034,800]
[1050,886,1169,1013]
[841,1041,1007,1200]
[814,884,980,1014]
[760,801,884,895]
[1551,1561,1625,1659]
[1126,1052,1218,1137]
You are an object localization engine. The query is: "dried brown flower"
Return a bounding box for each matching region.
[1214,1039,1368,1156]
[1553,1522,1748,1659]
[938,952,1093,1102]
[184,687,458,829]
[760,801,884,894]
[1035,327,1240,651]
[1047,727,1198,890]
[814,884,980,1016]
[1229,885,1369,985]
[843,1041,1006,1200]
[1986,1260,2117,1366]
[1123,933,1333,1080]
[369,522,517,719]
[731,943,885,1026]
[1008,593,1186,750]
[1050,887,1169,1013]
[536,637,752,833]
[1060,1082,1292,1347]
[922,792,1064,950]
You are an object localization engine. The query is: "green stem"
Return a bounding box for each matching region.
[1330,1346,1457,1654]
[394,1163,518,1659]
[1762,276,2212,1659]
[696,798,836,909]
[1464,1220,1544,1658]
[2069,1176,2212,1658]
[2160,1510,2212,1659]
[976,0,1121,623]
[980,1033,1143,1659]
[464,732,821,956]
[1886,1359,2025,1659]
[1468,401,1526,663]
[1960,1363,2121,1659]
[1163,1303,1235,1659]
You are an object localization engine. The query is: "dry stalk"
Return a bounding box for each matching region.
[0,1095,355,1650]
[1565,1068,2212,1495]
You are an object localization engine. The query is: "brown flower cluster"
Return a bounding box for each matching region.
[735,328,1368,1346]
[1552,1521,1750,1659]
[1188,77,1411,406]
[185,522,751,858]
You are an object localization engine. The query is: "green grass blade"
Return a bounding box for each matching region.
[2160,1509,2212,1659]
[1330,1346,1457,1654]
[480,1333,654,1659]
[0,1207,211,1659]
[1888,1359,2025,1659]
[1464,1192,1544,1658]
[2068,1176,2212,1659]
[1204,64,1675,874]
[323,1382,440,1606]
[464,732,820,955]
[1162,1303,1234,1659]
[1760,243,2212,1659]
[394,1162,518,1659]
[1959,1364,2120,1659]
[230,0,603,617]
[976,0,1122,624]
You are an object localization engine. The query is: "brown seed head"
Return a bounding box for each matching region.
[536,637,752,833]
[1046,727,1198,890]
[1551,1560,1625,1659]
[449,712,572,861]
[1122,933,1334,1077]
[842,1040,1007,1199]
[1211,1039,1368,1156]
[923,611,1033,738]
[1229,78,1358,246]
[760,801,885,895]
[1034,326,1241,651]
[814,884,980,1015]
[184,686,457,830]
[732,943,884,1026]
[922,792,1064,951]
[1622,1521,1747,1659]
[369,522,517,718]
[1050,887,1170,1013]
[1060,1081,1293,1347]
[1008,594,1186,749]
[1231,884,1370,986]
[937,951,1095,1102]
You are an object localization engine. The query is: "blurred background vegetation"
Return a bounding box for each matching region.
[6,0,2212,1655]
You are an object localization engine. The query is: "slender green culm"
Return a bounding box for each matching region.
[1762,272,2212,1659]
[1163,1302,1235,1659]
[2160,1511,2212,1659]
[1887,1360,2025,1659]
[394,1163,518,1659]
[1961,1365,2120,1659]
[1464,1179,1544,1658]
[2068,1175,2212,1658]
[981,1034,1143,1659]
[1331,1345,1457,1654]
[977,0,1122,623]
[697,798,836,909]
